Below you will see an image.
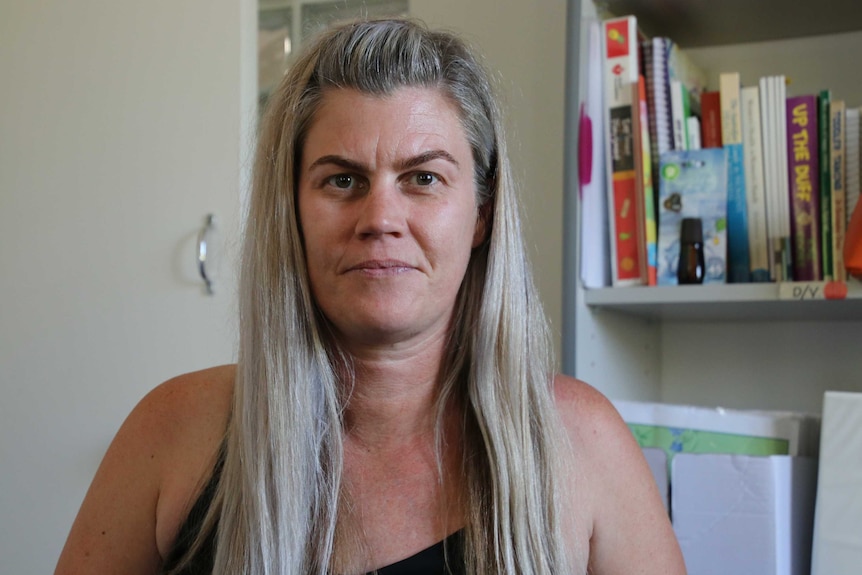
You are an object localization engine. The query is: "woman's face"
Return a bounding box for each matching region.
[297,87,485,348]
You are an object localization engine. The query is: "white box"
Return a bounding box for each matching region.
[672,453,817,575]
[614,400,820,458]
[811,391,862,575]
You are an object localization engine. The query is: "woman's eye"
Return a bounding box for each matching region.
[327,174,356,189]
[411,172,438,186]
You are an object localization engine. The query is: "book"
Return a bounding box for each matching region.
[831,100,847,282]
[818,90,833,279]
[741,85,770,282]
[773,76,793,281]
[633,77,658,285]
[846,107,861,230]
[602,16,644,286]
[785,95,822,281]
[642,37,674,204]
[642,37,706,204]
[686,116,702,150]
[720,72,751,282]
[760,77,778,280]
[700,91,723,148]
[657,148,729,285]
[847,193,862,278]
[579,21,610,288]
[666,40,707,117]
[670,79,690,150]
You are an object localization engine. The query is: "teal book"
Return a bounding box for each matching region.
[657,148,729,285]
[725,143,751,282]
[720,73,751,282]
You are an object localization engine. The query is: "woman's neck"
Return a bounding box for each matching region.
[341,337,447,451]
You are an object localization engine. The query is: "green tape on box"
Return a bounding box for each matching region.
[628,423,790,465]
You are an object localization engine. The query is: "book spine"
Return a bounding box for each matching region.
[818,90,833,279]
[760,77,778,280]
[785,95,821,281]
[641,39,659,201]
[670,79,688,150]
[741,86,770,282]
[720,72,751,282]
[653,38,674,158]
[635,77,658,285]
[603,17,644,286]
[580,21,611,288]
[666,40,707,116]
[774,76,793,281]
[686,116,702,150]
[647,38,673,206]
[701,91,723,148]
[831,100,847,282]
[846,108,861,228]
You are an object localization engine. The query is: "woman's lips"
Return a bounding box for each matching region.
[346,259,415,275]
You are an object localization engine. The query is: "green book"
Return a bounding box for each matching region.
[819,90,833,279]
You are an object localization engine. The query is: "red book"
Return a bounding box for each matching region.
[603,17,644,286]
[701,91,722,148]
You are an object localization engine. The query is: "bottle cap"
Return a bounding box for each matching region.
[680,217,703,244]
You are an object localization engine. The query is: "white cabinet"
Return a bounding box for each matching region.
[562,0,862,413]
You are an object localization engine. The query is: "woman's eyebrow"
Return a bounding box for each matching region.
[307,150,459,173]
[396,150,459,170]
[307,155,367,172]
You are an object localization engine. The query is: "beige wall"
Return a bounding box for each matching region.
[411,0,569,364]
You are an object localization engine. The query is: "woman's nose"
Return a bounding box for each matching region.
[354,180,407,239]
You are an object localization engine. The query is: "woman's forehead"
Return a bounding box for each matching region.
[301,87,470,162]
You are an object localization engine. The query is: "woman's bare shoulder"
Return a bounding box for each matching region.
[551,374,685,574]
[122,364,235,472]
[141,364,235,442]
[54,364,236,575]
[552,373,627,444]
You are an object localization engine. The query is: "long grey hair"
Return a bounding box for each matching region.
[169,18,571,575]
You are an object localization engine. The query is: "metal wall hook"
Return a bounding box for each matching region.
[197,214,216,295]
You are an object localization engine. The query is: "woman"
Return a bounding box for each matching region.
[55,18,684,574]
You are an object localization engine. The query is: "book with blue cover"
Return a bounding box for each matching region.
[720,72,751,283]
[657,148,729,285]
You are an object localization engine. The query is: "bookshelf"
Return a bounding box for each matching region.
[563,0,862,414]
[584,282,862,321]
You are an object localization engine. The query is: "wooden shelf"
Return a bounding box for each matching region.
[600,0,862,47]
[584,281,862,321]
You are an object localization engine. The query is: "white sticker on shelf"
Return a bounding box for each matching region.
[778,281,849,301]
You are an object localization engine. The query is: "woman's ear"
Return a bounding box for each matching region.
[472,201,491,248]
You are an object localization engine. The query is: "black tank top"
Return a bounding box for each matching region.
[162,453,464,574]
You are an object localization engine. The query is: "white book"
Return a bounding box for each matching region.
[742,85,769,281]
[686,116,701,149]
[773,76,792,279]
[846,107,861,228]
[580,21,610,288]
[760,76,778,280]
[670,79,688,150]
